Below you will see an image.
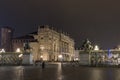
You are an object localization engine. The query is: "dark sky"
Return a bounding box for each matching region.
[0,0,120,49]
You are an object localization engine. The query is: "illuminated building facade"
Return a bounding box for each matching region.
[12,25,75,61]
[30,25,75,61]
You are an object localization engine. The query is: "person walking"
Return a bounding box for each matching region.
[42,61,45,69]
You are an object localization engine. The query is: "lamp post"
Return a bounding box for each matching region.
[58,54,63,62]
[94,45,99,66]
[39,45,44,61]
[16,48,21,53]
[94,45,99,51]
[0,49,5,53]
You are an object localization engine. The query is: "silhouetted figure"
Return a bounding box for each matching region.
[42,61,45,69]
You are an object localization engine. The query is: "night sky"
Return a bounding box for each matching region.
[0,0,120,49]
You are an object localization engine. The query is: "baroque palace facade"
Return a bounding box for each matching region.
[12,25,75,61]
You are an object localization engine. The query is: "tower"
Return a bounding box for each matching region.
[0,27,13,52]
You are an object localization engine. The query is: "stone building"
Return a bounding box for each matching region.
[0,27,13,52]
[12,25,75,61]
[12,32,37,52]
[30,25,75,61]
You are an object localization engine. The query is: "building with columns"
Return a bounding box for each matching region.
[12,25,75,61]
[30,25,75,61]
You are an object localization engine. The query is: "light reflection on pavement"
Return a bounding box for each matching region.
[0,63,120,80]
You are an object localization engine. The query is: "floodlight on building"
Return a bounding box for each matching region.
[19,54,23,58]
[58,54,63,61]
[74,58,79,61]
[94,45,99,51]
[58,54,63,58]
[40,45,45,50]
[0,49,5,53]
[40,55,43,58]
[16,48,21,52]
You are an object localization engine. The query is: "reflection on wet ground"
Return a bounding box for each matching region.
[0,63,120,80]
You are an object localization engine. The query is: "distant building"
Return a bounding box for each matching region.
[0,27,13,52]
[12,25,75,61]
[12,32,37,52]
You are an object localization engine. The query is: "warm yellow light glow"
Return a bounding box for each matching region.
[16,48,21,52]
[40,55,43,58]
[19,54,23,57]
[74,58,79,61]
[58,55,62,58]
[40,45,45,50]
[0,49,5,53]
[94,45,99,50]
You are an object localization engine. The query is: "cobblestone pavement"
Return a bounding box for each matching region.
[0,62,120,80]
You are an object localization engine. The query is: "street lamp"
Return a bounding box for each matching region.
[39,45,45,60]
[40,55,43,58]
[94,45,99,65]
[94,45,99,51]
[16,48,21,52]
[58,54,63,61]
[0,49,5,53]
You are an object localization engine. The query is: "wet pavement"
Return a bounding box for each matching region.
[0,62,120,80]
